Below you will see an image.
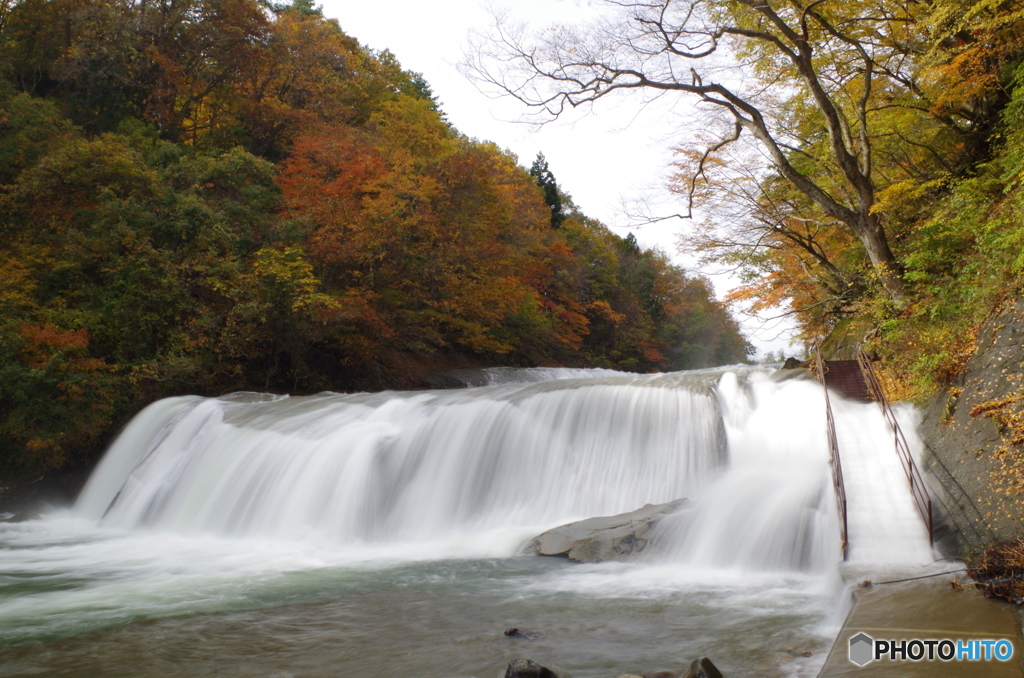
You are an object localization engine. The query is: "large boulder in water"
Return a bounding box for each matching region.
[521,498,688,563]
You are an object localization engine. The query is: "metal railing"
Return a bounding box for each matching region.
[856,349,934,545]
[814,348,850,560]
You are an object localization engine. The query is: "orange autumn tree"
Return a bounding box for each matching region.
[277,94,591,366]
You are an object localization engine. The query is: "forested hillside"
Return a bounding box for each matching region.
[0,0,750,485]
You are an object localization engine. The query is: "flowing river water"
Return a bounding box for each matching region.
[0,367,938,677]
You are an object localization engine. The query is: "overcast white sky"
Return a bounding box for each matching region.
[318,0,799,358]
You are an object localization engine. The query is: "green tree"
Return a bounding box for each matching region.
[529,152,566,229]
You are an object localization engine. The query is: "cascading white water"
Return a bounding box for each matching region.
[831,397,933,565]
[652,370,934,573]
[654,371,842,573]
[77,371,727,548]
[74,366,932,570]
[3,366,938,677]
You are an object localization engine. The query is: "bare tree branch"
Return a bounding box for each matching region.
[464,0,936,304]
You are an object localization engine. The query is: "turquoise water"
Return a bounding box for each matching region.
[0,515,834,677]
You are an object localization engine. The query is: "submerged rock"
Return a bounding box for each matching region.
[521,498,688,563]
[0,511,41,523]
[768,365,813,383]
[505,657,557,678]
[683,657,724,678]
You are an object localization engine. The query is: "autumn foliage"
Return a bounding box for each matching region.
[0,0,749,485]
[659,0,1024,384]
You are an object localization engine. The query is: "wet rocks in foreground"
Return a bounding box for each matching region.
[610,656,726,678]
[505,657,557,678]
[684,657,724,678]
[502,653,725,678]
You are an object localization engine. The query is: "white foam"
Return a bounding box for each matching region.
[76,375,725,549]
[70,368,934,571]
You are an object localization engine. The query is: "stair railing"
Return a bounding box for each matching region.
[814,347,850,560]
[856,349,934,545]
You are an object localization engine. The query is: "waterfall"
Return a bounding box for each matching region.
[653,370,841,573]
[5,365,938,675]
[76,371,726,547]
[74,366,933,571]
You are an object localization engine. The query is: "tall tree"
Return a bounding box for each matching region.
[465,0,949,305]
[529,152,566,228]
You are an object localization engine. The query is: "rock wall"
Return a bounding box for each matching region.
[918,297,1024,551]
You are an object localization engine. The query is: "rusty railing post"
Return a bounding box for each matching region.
[815,345,850,560]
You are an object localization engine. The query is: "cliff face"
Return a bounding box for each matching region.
[918,297,1024,551]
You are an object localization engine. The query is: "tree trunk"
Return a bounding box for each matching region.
[855,214,905,306]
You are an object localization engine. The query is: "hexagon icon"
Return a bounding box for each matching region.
[849,632,874,666]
